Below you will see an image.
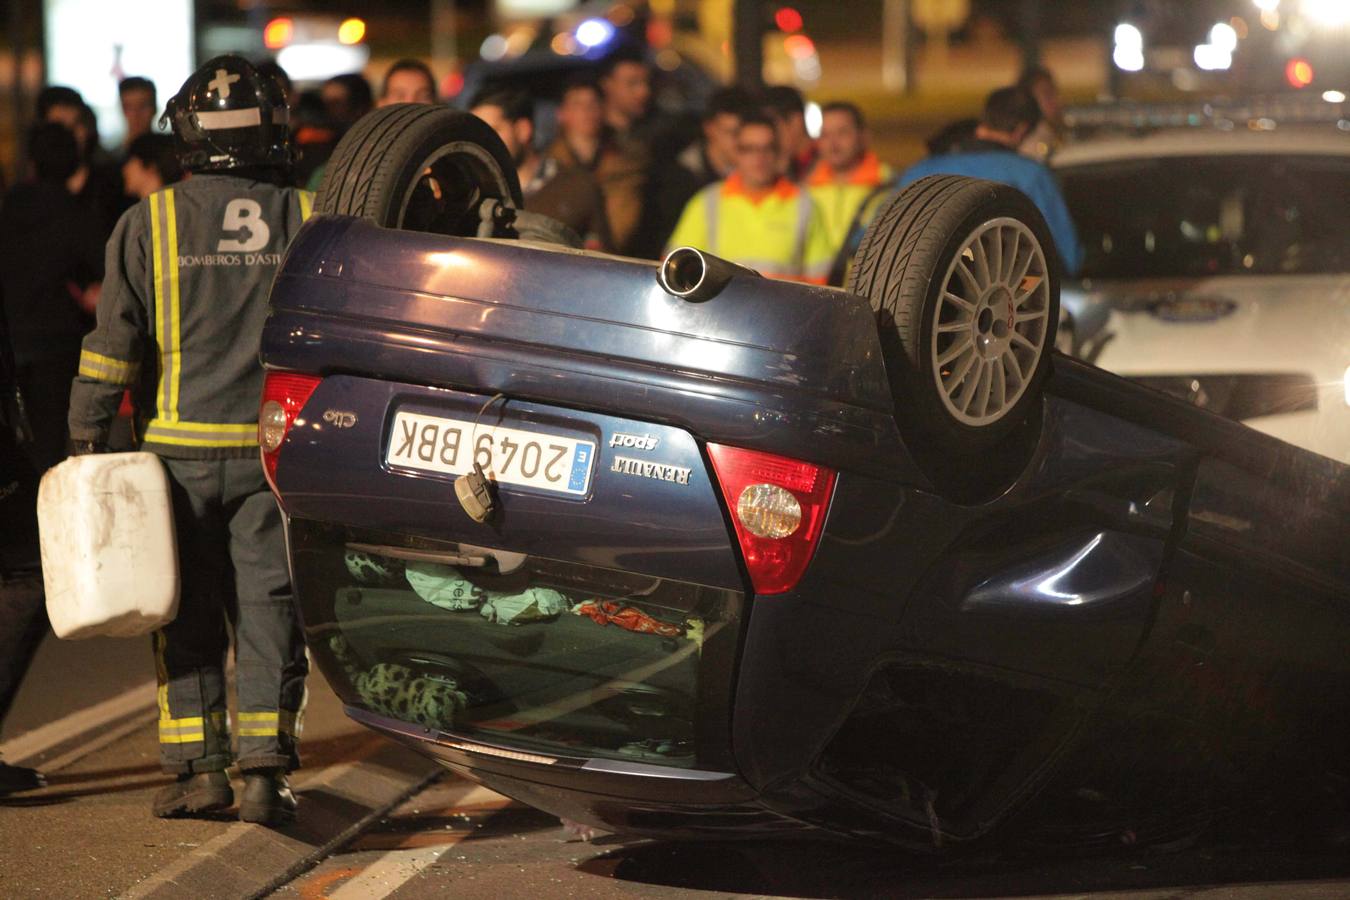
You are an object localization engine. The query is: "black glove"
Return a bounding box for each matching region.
[69,439,110,456]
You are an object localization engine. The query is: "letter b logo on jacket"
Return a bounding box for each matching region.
[217,199,271,253]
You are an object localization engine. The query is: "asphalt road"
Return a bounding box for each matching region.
[1,630,151,741]
[9,636,1350,899]
[276,778,1350,900]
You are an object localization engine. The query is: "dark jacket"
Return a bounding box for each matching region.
[0,300,39,574]
[549,135,646,257]
[524,157,613,252]
[0,179,104,364]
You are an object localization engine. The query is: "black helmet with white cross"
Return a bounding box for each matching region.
[162,54,293,174]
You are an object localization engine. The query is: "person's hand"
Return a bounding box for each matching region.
[66,280,101,314]
[69,439,110,456]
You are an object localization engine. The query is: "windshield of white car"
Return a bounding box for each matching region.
[1060,155,1350,279]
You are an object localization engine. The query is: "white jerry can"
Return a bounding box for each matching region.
[37,452,180,639]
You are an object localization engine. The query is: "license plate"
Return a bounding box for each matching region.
[386,410,595,496]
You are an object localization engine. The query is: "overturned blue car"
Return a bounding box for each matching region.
[260,106,1350,850]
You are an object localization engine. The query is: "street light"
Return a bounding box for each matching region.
[1303,0,1350,27]
[1194,44,1232,70]
[1209,22,1238,52]
[1113,23,1144,72]
[1193,21,1237,71]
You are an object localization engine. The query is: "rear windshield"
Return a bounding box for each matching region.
[1059,154,1350,279]
[291,524,741,769]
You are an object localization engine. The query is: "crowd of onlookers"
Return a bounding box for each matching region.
[0,47,1076,483]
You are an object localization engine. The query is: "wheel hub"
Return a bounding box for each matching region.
[974,285,1015,357]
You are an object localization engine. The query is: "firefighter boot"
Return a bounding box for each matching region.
[239,768,297,826]
[152,770,233,817]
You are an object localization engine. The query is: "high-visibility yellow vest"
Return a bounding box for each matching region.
[666,173,833,284]
[805,152,894,255]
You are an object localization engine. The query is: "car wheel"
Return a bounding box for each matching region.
[847,175,1059,453]
[315,104,522,235]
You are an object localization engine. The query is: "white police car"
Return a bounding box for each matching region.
[1055,122,1350,463]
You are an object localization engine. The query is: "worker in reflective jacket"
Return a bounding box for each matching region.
[666,114,833,285]
[67,55,313,827]
[804,102,893,259]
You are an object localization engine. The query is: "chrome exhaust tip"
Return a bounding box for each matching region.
[657,247,759,301]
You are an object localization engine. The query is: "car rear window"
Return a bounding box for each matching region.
[290,524,743,768]
[1059,154,1350,279]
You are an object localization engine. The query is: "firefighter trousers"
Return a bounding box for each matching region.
[154,457,308,775]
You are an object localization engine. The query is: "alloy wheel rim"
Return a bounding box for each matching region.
[397,142,516,234]
[930,217,1051,426]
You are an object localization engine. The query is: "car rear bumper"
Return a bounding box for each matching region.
[344,705,808,839]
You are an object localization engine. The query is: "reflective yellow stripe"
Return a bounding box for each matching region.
[154,632,169,725]
[238,709,299,738]
[143,419,259,448]
[165,190,181,422]
[143,435,260,448]
[150,196,166,417]
[79,350,137,383]
[154,632,229,744]
[78,350,139,385]
[158,724,205,739]
[299,190,313,221]
[158,712,225,743]
[154,632,206,744]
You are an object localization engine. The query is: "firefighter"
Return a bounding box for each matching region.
[66,55,312,826]
[665,114,833,284]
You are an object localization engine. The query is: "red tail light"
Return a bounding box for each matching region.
[707,443,835,595]
[259,371,322,493]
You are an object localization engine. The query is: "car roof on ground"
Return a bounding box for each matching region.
[1053,126,1350,168]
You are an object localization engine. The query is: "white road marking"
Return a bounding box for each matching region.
[39,708,157,773]
[318,782,511,900]
[0,680,156,765]
[326,844,453,900]
[121,822,256,900]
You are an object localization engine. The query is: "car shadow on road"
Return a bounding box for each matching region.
[574,835,1350,898]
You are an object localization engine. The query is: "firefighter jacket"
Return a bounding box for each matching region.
[665,173,833,284]
[69,175,313,458]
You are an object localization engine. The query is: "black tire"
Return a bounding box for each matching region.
[847,175,1059,454]
[315,104,523,235]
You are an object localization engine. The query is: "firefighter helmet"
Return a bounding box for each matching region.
[162,55,292,173]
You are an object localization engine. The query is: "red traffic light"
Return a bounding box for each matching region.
[775,7,804,33]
